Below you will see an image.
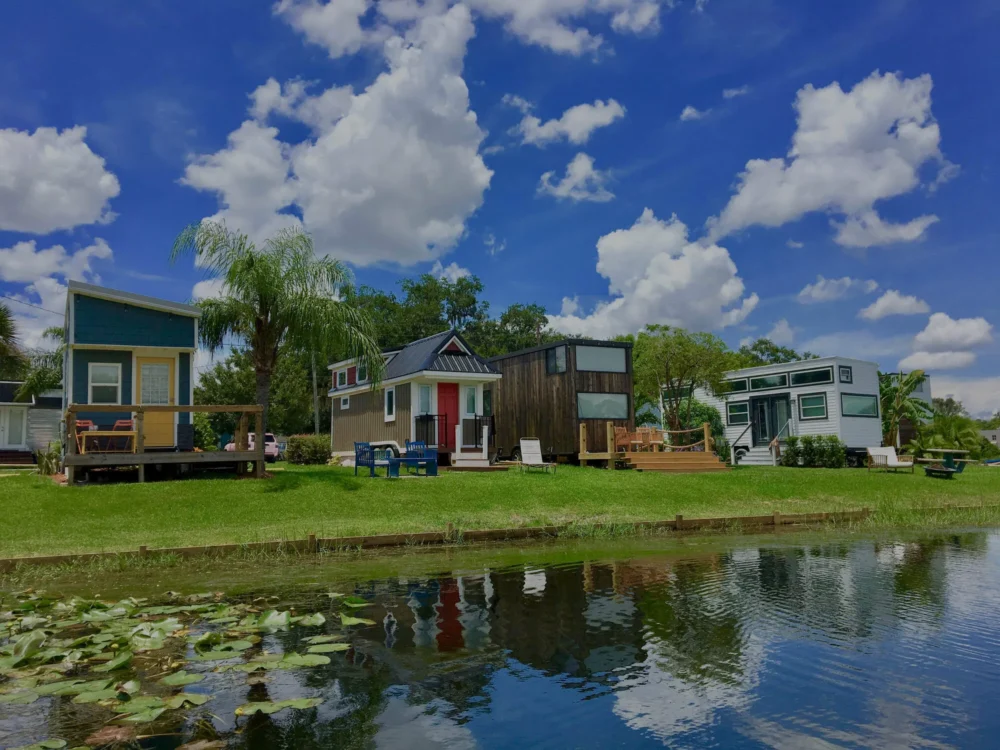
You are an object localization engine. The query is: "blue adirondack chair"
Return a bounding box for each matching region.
[355,442,376,478]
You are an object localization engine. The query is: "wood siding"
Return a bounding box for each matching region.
[27,407,60,452]
[73,294,196,348]
[490,344,634,457]
[331,385,412,452]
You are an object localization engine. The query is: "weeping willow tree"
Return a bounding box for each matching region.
[172,223,384,431]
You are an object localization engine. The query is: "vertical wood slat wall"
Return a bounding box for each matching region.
[490,344,634,457]
[331,387,412,452]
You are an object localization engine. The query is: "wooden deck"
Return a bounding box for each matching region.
[65,403,265,483]
[626,451,729,474]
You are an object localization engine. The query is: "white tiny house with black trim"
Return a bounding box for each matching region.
[697,357,882,465]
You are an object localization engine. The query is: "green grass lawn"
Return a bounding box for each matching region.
[3,463,1000,558]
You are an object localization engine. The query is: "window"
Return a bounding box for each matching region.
[576,345,626,373]
[483,389,492,417]
[727,379,749,393]
[340,396,350,410]
[839,366,853,384]
[464,386,477,416]
[546,345,567,374]
[337,370,347,388]
[357,364,368,382]
[384,387,395,422]
[88,363,121,405]
[750,373,789,391]
[418,384,431,415]
[577,393,629,419]
[798,393,828,420]
[790,367,833,387]
[727,401,750,425]
[842,393,878,418]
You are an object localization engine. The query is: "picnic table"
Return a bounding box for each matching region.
[387,454,438,478]
[923,448,970,479]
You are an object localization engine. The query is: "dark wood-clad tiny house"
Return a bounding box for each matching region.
[488,339,634,460]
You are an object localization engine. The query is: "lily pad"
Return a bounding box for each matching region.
[340,614,376,627]
[51,679,113,696]
[293,613,326,627]
[256,610,291,631]
[166,692,211,709]
[279,653,331,668]
[118,707,166,723]
[304,634,344,644]
[235,697,322,716]
[72,688,119,704]
[94,650,133,672]
[0,690,40,704]
[307,643,350,654]
[160,670,204,687]
[10,741,67,750]
[340,596,370,609]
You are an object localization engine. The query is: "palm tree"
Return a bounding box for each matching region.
[879,370,932,447]
[16,327,65,401]
[0,302,27,378]
[172,223,384,431]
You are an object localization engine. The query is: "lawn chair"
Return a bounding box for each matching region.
[111,419,134,453]
[355,442,377,478]
[519,438,556,474]
[74,419,95,454]
[614,426,631,452]
[866,447,915,473]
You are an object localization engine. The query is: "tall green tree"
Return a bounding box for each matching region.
[465,303,561,357]
[633,325,730,432]
[879,370,932,447]
[932,396,967,418]
[0,302,26,379]
[15,327,64,401]
[172,223,384,431]
[733,338,816,367]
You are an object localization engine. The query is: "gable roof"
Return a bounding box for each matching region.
[383,329,498,380]
[68,280,201,317]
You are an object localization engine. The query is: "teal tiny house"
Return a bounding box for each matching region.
[64,281,200,450]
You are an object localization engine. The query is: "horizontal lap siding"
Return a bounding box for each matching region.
[72,350,133,427]
[837,362,883,449]
[74,295,196,348]
[332,385,411,452]
[27,408,60,452]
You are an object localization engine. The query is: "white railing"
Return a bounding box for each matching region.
[731,421,754,466]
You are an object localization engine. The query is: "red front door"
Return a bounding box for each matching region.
[438,383,458,450]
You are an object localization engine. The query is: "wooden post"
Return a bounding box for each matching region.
[308,533,317,553]
[135,410,145,483]
[606,421,616,470]
[579,423,588,466]
[236,412,249,476]
[703,422,711,452]
[66,412,77,484]
[773,510,781,527]
[675,514,684,530]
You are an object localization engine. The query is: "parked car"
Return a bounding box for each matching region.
[224,432,280,462]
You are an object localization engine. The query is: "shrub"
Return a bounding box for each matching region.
[286,434,330,465]
[799,435,818,468]
[715,436,731,464]
[35,442,61,476]
[193,412,218,451]
[782,436,800,467]
[823,435,847,468]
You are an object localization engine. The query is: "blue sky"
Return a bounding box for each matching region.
[1,0,998,413]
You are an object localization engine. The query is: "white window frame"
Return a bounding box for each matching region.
[88,362,122,405]
[357,364,368,383]
[727,401,750,426]
[340,396,350,410]
[797,393,828,421]
[418,384,432,415]
[384,386,396,422]
[462,385,478,417]
[337,370,347,388]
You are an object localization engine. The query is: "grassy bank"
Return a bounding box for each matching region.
[3,463,1000,559]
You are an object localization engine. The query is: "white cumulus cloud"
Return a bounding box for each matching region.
[5,277,69,349]
[898,351,977,371]
[548,208,758,338]
[722,85,749,99]
[514,98,625,146]
[765,318,794,345]
[679,105,709,121]
[858,289,929,320]
[708,71,953,248]
[192,277,227,301]
[797,275,878,303]
[913,312,992,352]
[430,259,470,282]
[0,126,120,234]
[538,153,614,202]
[931,376,1000,418]
[273,0,379,59]
[183,4,492,267]
[0,239,112,284]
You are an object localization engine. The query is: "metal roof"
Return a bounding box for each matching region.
[68,280,201,317]
[383,329,499,380]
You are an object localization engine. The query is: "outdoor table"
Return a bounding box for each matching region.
[79,431,137,454]
[925,449,969,470]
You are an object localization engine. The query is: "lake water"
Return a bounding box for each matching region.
[3,530,1000,748]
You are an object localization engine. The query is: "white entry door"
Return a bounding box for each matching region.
[0,407,27,450]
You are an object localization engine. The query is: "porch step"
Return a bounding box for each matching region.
[451,457,491,468]
[625,451,729,474]
[736,447,775,466]
[0,451,33,465]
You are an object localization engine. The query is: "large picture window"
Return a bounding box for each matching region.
[576,345,626,373]
[798,393,828,420]
[577,393,629,419]
[750,373,789,391]
[842,393,878,418]
[790,367,833,387]
[88,363,121,405]
[727,401,750,425]
[546,345,567,374]
[727,379,749,393]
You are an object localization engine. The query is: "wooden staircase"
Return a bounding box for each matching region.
[626,451,729,474]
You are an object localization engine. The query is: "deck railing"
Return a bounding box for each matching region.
[64,404,265,482]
